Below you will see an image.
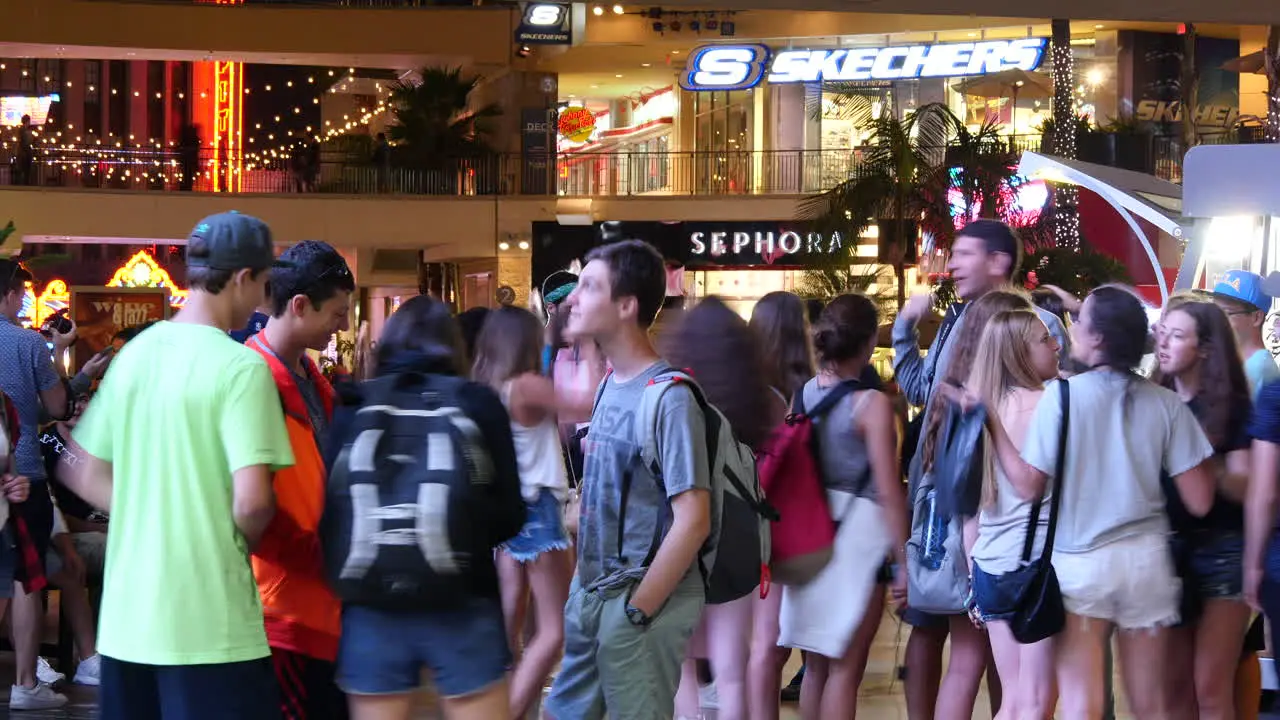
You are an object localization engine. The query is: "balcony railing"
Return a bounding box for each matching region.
[0,133,1261,197]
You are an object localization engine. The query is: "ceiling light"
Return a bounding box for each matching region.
[615,73,623,78]
[590,84,600,89]
[612,4,624,13]
[498,241,511,251]
[1095,24,1105,29]
[518,241,531,250]
[967,32,976,37]
[641,62,651,67]
[593,5,603,15]
[671,49,680,54]
[568,94,577,98]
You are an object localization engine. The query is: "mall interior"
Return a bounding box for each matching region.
[0,0,1277,345]
[3,0,1280,717]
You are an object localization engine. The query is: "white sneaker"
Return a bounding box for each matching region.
[34,657,64,685]
[9,682,68,711]
[73,654,101,686]
[698,681,719,710]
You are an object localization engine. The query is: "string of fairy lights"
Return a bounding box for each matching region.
[0,65,394,185]
[1049,20,1081,250]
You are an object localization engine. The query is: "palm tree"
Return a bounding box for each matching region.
[799,102,961,310]
[387,67,502,189]
[948,117,1022,221]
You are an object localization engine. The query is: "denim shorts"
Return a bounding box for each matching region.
[336,597,511,699]
[1184,529,1244,600]
[500,488,571,563]
[971,562,1026,623]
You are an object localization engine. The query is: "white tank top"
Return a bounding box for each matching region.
[503,382,569,504]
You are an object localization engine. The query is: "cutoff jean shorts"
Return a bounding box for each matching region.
[500,488,571,563]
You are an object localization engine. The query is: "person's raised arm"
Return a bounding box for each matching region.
[891,294,938,406]
[628,389,712,618]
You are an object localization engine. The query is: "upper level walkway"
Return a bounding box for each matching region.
[0,133,1245,199]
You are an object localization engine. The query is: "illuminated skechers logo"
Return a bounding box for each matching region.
[680,45,771,92]
[679,38,1048,91]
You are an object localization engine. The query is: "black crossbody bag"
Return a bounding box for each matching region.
[1005,378,1070,644]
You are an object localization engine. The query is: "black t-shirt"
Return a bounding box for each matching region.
[1162,396,1249,533]
[41,427,109,526]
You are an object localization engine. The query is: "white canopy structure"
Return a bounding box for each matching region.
[1177,144,1280,292]
[1016,152,1183,304]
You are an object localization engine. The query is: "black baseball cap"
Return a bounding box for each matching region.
[186,212,287,272]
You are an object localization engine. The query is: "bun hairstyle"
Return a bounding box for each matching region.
[813,294,879,365]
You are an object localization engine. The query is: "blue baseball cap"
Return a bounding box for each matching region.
[1211,270,1271,313]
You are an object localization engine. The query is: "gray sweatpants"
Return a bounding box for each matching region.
[545,576,704,720]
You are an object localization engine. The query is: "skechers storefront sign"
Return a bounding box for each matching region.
[679,38,1047,91]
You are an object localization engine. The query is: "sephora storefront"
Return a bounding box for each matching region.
[531,220,852,319]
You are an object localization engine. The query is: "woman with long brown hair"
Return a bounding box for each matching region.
[472,306,574,720]
[746,291,815,719]
[1152,299,1253,720]
[662,296,777,720]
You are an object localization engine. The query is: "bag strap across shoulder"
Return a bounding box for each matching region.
[792,378,862,420]
[1020,379,1069,564]
[637,367,710,475]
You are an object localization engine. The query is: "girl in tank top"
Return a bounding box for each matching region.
[473,306,573,720]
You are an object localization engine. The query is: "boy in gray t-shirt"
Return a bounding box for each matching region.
[545,241,711,720]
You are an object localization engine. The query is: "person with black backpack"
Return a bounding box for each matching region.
[321,295,526,720]
[544,240,714,720]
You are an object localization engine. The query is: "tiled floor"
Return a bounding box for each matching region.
[0,608,1273,719]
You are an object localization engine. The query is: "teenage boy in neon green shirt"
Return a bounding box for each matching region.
[66,212,295,720]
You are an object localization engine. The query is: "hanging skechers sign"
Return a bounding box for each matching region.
[516,3,572,44]
[678,38,1048,91]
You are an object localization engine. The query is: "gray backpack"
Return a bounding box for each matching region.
[637,368,778,604]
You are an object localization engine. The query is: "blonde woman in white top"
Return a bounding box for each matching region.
[472,306,572,720]
[963,309,1061,720]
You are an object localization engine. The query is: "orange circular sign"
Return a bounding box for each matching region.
[558,107,597,143]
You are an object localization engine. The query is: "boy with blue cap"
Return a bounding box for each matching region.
[1210,269,1280,398]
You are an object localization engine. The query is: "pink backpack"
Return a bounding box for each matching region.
[756,380,861,586]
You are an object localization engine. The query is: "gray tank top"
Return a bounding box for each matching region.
[801,377,874,498]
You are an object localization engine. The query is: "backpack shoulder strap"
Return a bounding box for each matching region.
[637,367,707,477]
[589,369,614,416]
[802,378,862,421]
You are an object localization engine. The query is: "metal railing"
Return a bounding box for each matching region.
[0,133,1264,197]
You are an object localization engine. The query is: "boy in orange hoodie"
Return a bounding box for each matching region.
[247,241,354,720]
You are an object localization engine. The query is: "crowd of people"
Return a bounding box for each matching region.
[1,210,1280,720]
